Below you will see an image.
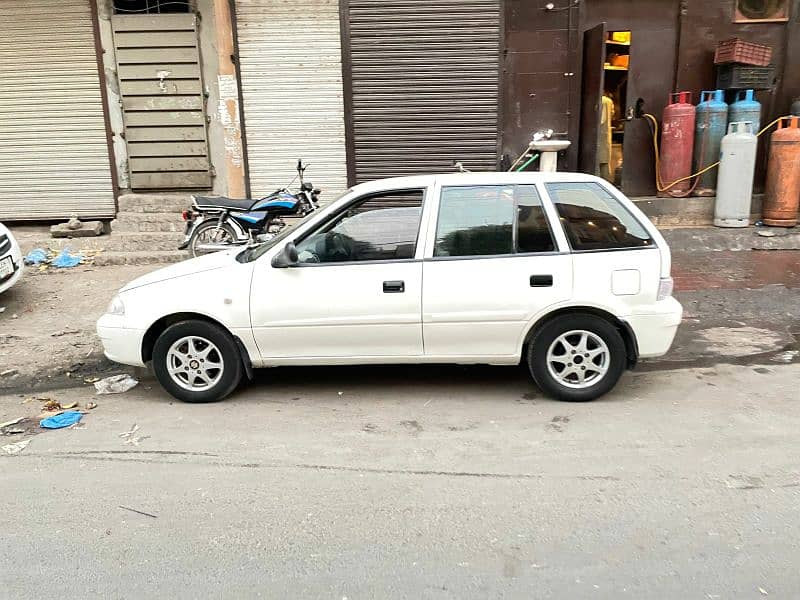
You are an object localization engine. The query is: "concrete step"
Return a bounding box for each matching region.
[25,231,184,253]
[660,226,800,252]
[634,194,763,227]
[102,231,184,252]
[92,250,187,266]
[117,193,194,213]
[112,211,184,233]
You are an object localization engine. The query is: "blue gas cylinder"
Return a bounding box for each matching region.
[693,90,728,196]
[728,89,761,134]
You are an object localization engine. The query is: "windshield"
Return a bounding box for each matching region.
[237,189,352,263]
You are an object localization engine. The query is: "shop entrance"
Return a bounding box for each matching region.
[577,1,679,196]
[580,25,630,186]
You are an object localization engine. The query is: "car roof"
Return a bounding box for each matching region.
[349,171,606,194]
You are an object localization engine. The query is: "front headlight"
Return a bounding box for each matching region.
[107,294,125,316]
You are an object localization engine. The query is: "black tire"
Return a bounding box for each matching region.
[527,313,627,402]
[152,320,243,403]
[189,221,238,258]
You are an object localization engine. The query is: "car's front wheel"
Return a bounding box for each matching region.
[527,313,627,402]
[152,320,243,403]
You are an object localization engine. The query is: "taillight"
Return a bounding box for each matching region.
[657,277,674,301]
[181,210,195,222]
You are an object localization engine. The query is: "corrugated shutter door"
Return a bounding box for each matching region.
[0,0,114,220]
[347,0,501,183]
[236,0,348,198]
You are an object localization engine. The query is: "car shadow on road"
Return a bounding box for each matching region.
[239,362,643,406]
[248,363,536,398]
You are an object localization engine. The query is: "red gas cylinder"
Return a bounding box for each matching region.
[659,92,696,197]
[763,117,800,227]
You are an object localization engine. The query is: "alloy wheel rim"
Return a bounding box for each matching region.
[546,329,610,389]
[166,336,224,391]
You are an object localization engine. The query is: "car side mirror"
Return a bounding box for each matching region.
[271,242,299,268]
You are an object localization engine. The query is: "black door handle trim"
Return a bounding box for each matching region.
[383,280,405,293]
[530,275,553,287]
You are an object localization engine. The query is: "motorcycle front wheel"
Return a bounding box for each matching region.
[188,221,239,258]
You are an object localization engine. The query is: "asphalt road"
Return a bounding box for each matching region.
[2,362,799,599]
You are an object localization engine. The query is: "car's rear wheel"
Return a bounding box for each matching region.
[527,313,626,402]
[152,320,243,403]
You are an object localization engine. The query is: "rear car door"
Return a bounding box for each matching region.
[421,181,573,358]
[542,179,663,316]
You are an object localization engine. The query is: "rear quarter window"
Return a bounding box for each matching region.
[545,182,654,251]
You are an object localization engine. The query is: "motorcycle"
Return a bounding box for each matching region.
[179,160,321,258]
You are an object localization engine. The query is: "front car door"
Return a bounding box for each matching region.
[421,175,573,360]
[249,185,430,362]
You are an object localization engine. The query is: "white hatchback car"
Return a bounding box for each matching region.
[98,172,682,403]
[0,222,24,295]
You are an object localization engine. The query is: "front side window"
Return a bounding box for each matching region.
[295,189,424,264]
[545,182,653,251]
[434,185,555,257]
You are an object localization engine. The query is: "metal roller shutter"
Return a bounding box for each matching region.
[236,0,348,199]
[347,0,501,183]
[0,0,114,220]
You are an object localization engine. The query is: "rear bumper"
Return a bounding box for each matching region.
[96,314,146,367]
[624,297,683,358]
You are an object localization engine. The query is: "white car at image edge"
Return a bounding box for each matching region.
[97,172,682,403]
[0,222,23,295]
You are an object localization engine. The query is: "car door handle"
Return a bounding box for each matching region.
[530,275,553,287]
[383,280,405,293]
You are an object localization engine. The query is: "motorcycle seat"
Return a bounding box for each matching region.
[193,195,255,211]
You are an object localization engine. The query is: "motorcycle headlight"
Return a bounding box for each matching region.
[107,294,125,316]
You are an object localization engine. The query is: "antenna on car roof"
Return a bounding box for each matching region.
[453,161,471,173]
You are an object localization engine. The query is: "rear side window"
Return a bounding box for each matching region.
[434,185,555,257]
[545,182,653,251]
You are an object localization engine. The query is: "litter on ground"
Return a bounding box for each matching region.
[95,374,138,395]
[0,417,24,429]
[2,439,31,455]
[119,424,149,446]
[51,248,82,268]
[41,399,62,412]
[23,248,48,265]
[119,505,158,519]
[22,246,99,269]
[40,411,83,430]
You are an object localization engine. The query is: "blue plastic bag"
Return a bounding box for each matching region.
[24,248,48,265]
[51,248,82,268]
[40,410,82,429]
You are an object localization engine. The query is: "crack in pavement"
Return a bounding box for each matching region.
[12,451,621,481]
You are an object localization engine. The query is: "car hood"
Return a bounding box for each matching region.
[121,250,239,292]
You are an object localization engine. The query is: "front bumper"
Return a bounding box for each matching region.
[0,256,23,295]
[624,297,683,358]
[96,313,146,367]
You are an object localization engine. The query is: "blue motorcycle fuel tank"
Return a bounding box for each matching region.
[251,192,301,214]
